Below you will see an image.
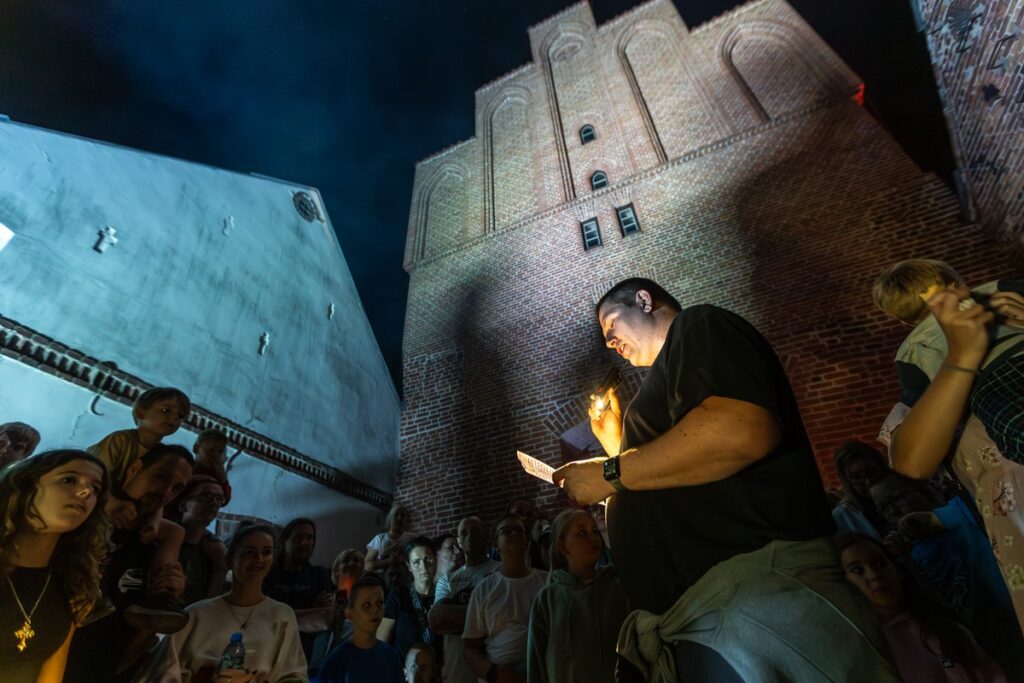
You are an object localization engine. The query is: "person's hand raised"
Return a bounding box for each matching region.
[313,591,335,609]
[589,386,623,455]
[927,290,993,368]
[989,290,1024,327]
[105,498,139,530]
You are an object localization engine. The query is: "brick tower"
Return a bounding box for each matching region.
[398,0,1017,534]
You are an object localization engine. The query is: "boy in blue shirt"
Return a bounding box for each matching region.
[315,575,403,683]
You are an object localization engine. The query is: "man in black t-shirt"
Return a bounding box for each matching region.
[553,278,897,681]
[264,517,335,663]
[178,475,228,606]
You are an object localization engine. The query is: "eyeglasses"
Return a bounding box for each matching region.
[192,492,226,505]
[498,526,526,537]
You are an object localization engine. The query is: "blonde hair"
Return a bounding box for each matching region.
[331,548,365,584]
[385,502,409,532]
[872,259,964,324]
[548,508,594,574]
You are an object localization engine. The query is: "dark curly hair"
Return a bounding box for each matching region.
[0,449,112,625]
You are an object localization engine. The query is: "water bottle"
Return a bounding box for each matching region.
[218,632,245,672]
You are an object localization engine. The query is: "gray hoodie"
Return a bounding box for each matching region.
[526,565,630,683]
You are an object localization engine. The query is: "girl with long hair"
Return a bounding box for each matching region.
[0,449,110,683]
[527,508,629,683]
[837,533,1006,682]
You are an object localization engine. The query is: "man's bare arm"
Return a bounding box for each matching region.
[463,637,494,680]
[619,396,780,490]
[428,602,468,635]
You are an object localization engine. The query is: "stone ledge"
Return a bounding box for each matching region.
[0,314,392,510]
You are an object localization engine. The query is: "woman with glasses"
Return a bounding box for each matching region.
[464,517,548,683]
[177,475,229,606]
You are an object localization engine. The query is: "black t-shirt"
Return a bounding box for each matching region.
[101,533,157,612]
[0,566,72,683]
[263,563,333,661]
[383,585,437,661]
[608,305,834,613]
[263,563,333,610]
[179,535,214,607]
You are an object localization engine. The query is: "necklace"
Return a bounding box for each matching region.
[6,571,51,653]
[224,598,260,631]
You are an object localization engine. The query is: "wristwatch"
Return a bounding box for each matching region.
[603,455,626,492]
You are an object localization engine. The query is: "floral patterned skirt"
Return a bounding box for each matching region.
[951,415,1024,632]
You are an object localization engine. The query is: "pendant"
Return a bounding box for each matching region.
[15,620,34,652]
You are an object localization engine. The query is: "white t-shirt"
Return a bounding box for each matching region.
[435,560,499,683]
[367,531,416,561]
[144,596,308,683]
[463,568,548,670]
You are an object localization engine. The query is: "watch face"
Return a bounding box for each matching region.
[603,457,618,480]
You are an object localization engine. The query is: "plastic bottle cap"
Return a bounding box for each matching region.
[230,632,243,642]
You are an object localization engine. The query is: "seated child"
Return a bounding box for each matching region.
[870,473,1024,679]
[191,427,232,502]
[88,386,193,629]
[872,259,1024,461]
[0,421,41,467]
[164,428,232,522]
[527,509,630,683]
[837,533,1006,682]
[314,575,403,683]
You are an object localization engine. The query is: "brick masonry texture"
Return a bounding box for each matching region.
[913,0,1024,245]
[398,0,1021,536]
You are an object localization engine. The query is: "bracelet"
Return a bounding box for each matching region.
[942,362,978,375]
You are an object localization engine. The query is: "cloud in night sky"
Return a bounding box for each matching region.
[0,0,949,392]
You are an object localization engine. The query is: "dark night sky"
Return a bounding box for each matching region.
[0,0,950,395]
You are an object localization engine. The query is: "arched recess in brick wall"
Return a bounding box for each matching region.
[414,164,469,261]
[617,20,728,162]
[483,87,538,232]
[539,25,593,202]
[720,21,841,122]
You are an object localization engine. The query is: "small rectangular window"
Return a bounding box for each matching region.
[617,204,639,236]
[581,218,602,250]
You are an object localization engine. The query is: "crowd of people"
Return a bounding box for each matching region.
[1,258,1023,682]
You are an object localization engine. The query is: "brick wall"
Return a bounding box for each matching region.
[398,0,1021,536]
[913,0,1024,245]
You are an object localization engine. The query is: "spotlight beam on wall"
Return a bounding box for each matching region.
[0,223,12,252]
